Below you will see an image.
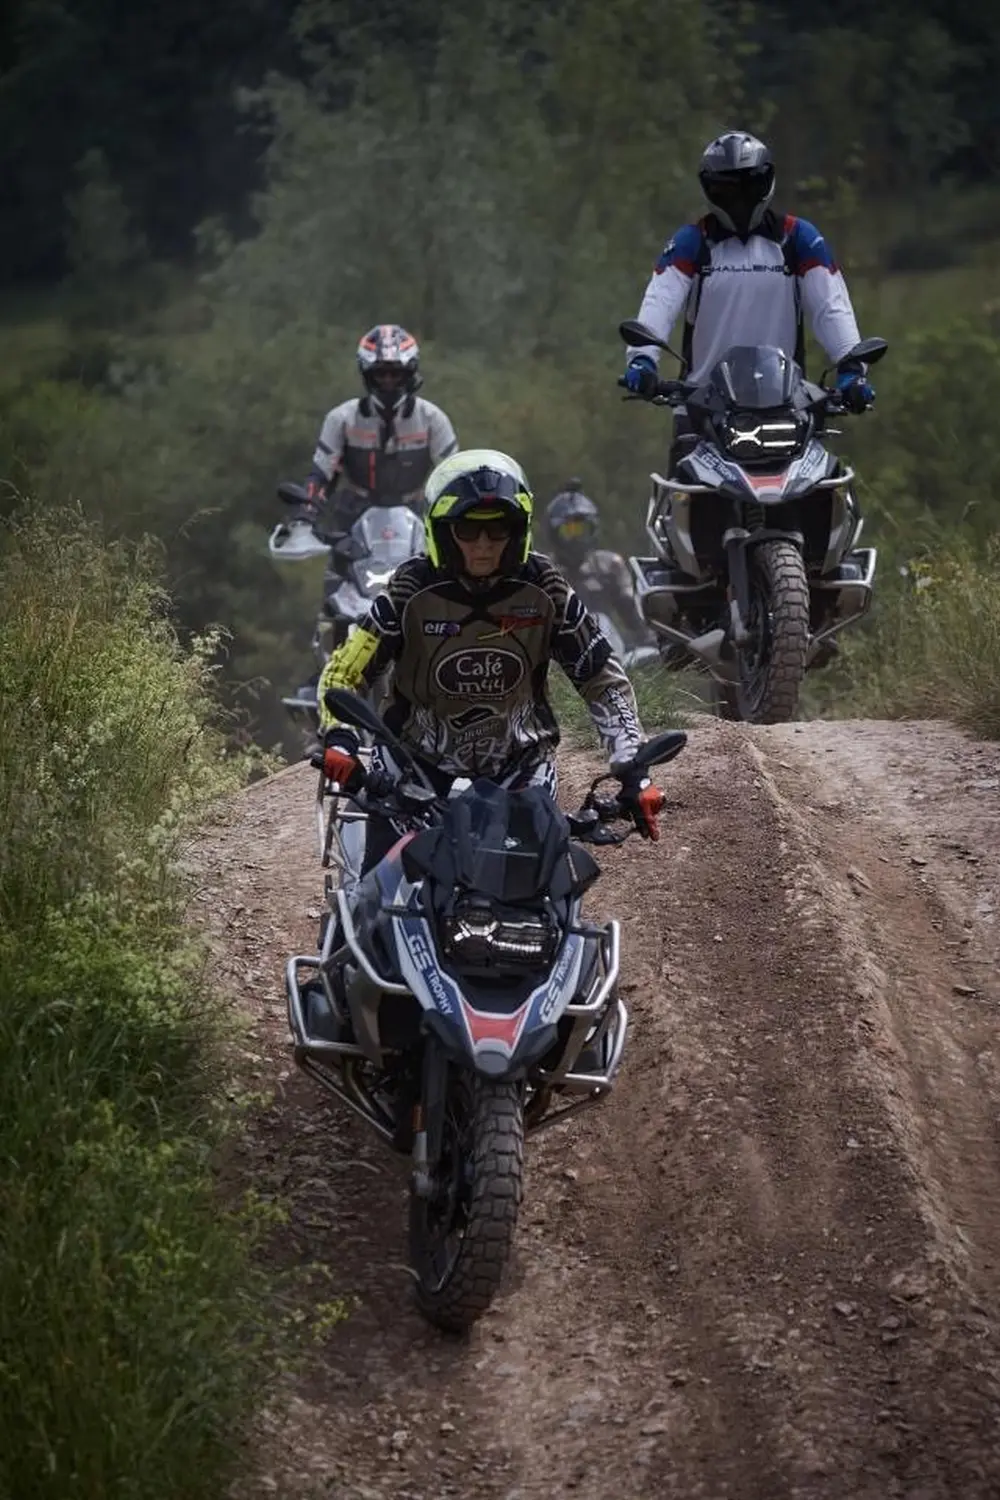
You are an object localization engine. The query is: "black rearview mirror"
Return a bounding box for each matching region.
[839,336,888,369]
[278,480,311,506]
[632,729,688,771]
[322,688,416,772]
[619,318,668,350]
[323,688,384,737]
[618,319,686,370]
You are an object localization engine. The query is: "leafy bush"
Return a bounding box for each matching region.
[0,509,274,1500]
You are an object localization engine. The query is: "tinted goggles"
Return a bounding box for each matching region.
[452,516,513,542]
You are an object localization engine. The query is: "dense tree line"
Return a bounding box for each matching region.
[0,0,297,282]
[2,0,999,288]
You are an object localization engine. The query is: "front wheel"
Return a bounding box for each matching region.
[737,539,810,723]
[409,1075,524,1333]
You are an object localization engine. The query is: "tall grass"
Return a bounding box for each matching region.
[550,658,691,754]
[815,541,1000,738]
[0,509,274,1500]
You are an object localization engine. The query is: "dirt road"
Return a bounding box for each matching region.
[190,718,1000,1499]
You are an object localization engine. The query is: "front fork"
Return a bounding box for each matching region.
[411,1036,449,1199]
[723,528,753,647]
[723,514,805,648]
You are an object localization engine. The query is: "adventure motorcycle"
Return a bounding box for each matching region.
[618,318,888,722]
[268,481,424,733]
[285,687,686,1332]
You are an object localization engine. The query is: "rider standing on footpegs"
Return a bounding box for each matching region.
[295,323,459,532]
[622,131,875,478]
[315,449,667,874]
[280,323,459,707]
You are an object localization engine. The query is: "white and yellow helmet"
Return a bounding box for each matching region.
[424,449,534,573]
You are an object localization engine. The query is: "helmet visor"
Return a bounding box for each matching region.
[452,514,514,543]
[370,363,406,393]
[556,518,591,540]
[704,167,773,230]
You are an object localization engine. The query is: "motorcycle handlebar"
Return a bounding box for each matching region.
[617,375,689,407]
[619,378,870,415]
[313,758,650,845]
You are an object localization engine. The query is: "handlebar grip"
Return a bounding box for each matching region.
[655,379,686,403]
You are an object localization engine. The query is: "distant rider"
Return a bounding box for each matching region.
[316,449,667,875]
[544,480,647,650]
[282,324,459,705]
[623,131,874,474]
[296,323,458,532]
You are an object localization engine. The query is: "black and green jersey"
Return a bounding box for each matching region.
[318,552,644,778]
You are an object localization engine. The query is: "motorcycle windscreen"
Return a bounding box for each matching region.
[351,505,425,591]
[440,780,570,903]
[708,345,801,409]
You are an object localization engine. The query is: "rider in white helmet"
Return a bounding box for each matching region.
[296,323,458,532]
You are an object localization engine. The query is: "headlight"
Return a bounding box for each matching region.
[723,414,802,459]
[441,901,558,969]
[359,565,394,593]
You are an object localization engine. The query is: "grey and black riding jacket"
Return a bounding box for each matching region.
[309,395,458,520]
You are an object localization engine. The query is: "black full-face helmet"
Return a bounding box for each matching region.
[698,132,776,239]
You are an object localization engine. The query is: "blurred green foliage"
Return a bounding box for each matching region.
[0,511,276,1500]
[3,0,1000,742]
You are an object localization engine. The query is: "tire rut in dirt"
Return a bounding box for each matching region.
[546,729,1000,1499]
[201,745,1000,1499]
[193,771,523,1499]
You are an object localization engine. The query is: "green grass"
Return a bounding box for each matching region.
[0,508,275,1500]
[820,543,1000,738]
[551,658,691,753]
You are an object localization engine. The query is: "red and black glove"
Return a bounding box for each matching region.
[320,727,365,793]
[618,769,665,841]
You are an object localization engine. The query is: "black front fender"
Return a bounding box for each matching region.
[741,526,805,551]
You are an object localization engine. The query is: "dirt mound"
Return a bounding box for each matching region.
[189,720,1000,1499]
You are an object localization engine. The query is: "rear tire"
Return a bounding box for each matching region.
[409,1076,524,1333]
[737,540,809,723]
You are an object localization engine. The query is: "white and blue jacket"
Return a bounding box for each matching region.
[632,210,862,383]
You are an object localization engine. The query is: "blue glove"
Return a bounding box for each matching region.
[836,368,875,414]
[623,356,659,398]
